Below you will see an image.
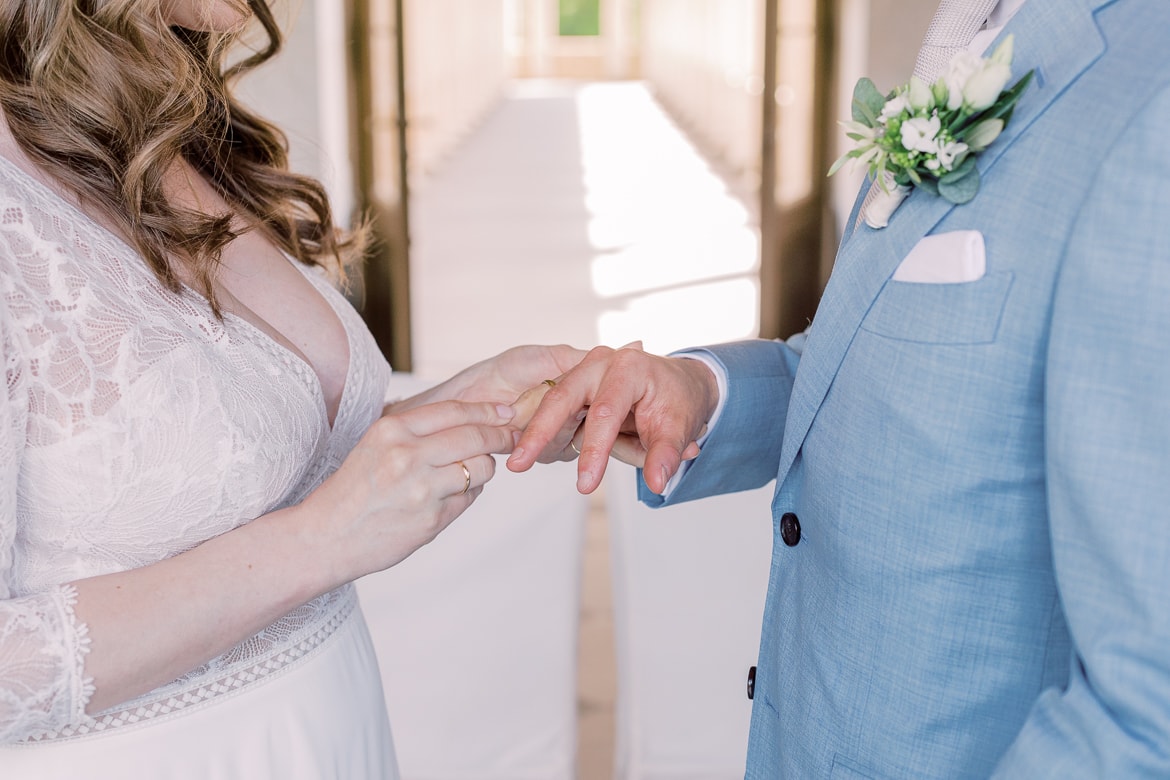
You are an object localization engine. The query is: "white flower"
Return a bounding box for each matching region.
[936,140,969,171]
[901,114,941,154]
[943,51,984,110]
[880,93,911,121]
[962,60,1012,111]
[943,45,1013,113]
[989,34,1015,67]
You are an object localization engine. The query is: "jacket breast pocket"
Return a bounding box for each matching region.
[860,271,1013,345]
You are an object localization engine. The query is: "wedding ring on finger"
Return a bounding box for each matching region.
[542,379,557,388]
[457,460,471,495]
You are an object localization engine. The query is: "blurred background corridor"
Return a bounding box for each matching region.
[239,1,936,777]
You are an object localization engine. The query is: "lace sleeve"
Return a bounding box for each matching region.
[0,300,95,744]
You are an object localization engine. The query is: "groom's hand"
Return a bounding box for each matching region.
[506,343,719,495]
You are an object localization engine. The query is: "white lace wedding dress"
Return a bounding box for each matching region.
[0,152,399,778]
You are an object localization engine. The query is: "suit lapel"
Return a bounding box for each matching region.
[964,0,1108,177]
[774,0,1109,486]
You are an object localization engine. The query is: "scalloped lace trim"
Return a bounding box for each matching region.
[54,585,95,721]
[20,586,356,744]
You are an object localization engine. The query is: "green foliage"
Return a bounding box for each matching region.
[559,0,600,36]
[937,156,980,204]
[851,78,887,126]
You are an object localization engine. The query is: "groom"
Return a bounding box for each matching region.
[509,0,1170,776]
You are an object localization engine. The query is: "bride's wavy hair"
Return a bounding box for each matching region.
[0,0,366,314]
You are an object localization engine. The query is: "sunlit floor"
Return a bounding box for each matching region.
[411,79,760,379]
[409,79,760,779]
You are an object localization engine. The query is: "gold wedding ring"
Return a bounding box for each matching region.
[542,379,557,388]
[569,439,581,456]
[457,461,471,495]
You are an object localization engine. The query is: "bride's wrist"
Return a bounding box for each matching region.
[260,501,355,599]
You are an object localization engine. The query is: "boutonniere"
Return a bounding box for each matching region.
[829,35,1034,228]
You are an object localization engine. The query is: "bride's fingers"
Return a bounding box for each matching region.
[443,454,496,498]
[511,380,559,431]
[396,399,516,439]
[400,419,518,468]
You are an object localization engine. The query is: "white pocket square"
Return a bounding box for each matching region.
[892,230,986,284]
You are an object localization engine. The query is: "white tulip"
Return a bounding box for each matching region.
[943,51,984,110]
[963,62,1012,111]
[907,76,935,111]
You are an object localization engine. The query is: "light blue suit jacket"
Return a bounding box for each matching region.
[641,1,1170,776]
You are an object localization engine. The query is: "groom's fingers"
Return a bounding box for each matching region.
[507,346,614,472]
[596,358,713,495]
[573,347,695,494]
[508,344,704,496]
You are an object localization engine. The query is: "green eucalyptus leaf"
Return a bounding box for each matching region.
[959,118,1004,151]
[945,155,978,182]
[938,164,980,204]
[852,78,886,125]
[917,177,939,197]
[984,70,1034,122]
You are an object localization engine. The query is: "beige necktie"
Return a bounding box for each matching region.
[857,0,1000,228]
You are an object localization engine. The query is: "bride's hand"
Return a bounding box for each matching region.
[385,345,588,415]
[303,400,517,581]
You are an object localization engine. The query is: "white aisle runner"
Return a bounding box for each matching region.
[382,79,767,780]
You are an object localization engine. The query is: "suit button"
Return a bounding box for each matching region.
[746,666,756,700]
[780,512,801,547]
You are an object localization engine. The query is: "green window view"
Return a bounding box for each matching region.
[559,0,600,36]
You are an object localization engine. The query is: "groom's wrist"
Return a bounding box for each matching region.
[673,352,727,437]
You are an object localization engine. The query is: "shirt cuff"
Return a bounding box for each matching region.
[659,352,728,498]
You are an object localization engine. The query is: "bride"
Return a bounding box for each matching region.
[0,1,582,776]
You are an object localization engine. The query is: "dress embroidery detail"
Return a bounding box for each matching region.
[0,154,391,744]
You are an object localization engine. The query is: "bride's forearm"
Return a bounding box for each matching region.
[73,502,337,714]
[72,398,513,716]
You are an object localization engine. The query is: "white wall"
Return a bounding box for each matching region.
[235,0,356,225]
[640,0,764,185]
[403,0,510,181]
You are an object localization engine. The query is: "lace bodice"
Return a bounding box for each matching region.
[0,154,392,743]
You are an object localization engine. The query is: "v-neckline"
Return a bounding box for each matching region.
[0,151,354,434]
[203,268,354,433]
